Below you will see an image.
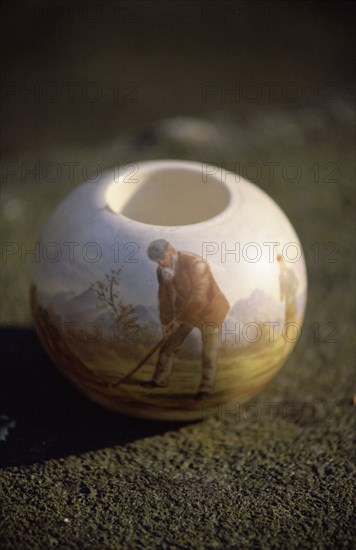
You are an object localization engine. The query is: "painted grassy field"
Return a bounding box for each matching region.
[31,284,295,420]
[57,331,293,421]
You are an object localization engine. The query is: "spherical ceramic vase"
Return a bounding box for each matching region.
[30,160,307,421]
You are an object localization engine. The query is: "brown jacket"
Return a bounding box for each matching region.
[156,252,230,325]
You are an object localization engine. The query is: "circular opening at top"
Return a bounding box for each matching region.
[105,164,231,226]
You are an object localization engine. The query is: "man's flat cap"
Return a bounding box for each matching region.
[147,239,170,261]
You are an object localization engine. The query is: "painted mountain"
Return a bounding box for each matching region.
[38,286,201,356]
[228,288,284,325]
[224,288,285,348]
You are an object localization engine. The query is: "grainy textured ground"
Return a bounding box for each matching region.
[1,1,355,548]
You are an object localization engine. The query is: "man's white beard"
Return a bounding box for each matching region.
[161,267,175,280]
[160,253,178,281]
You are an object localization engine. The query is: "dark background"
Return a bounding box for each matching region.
[1,1,355,548]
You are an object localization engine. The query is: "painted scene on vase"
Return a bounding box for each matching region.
[31,234,306,421]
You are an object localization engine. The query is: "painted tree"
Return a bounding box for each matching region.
[90,267,141,343]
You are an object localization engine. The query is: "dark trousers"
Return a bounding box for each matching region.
[151,321,221,392]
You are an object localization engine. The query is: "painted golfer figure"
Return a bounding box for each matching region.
[277,253,299,325]
[141,239,230,400]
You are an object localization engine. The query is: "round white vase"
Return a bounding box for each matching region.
[30,160,307,421]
